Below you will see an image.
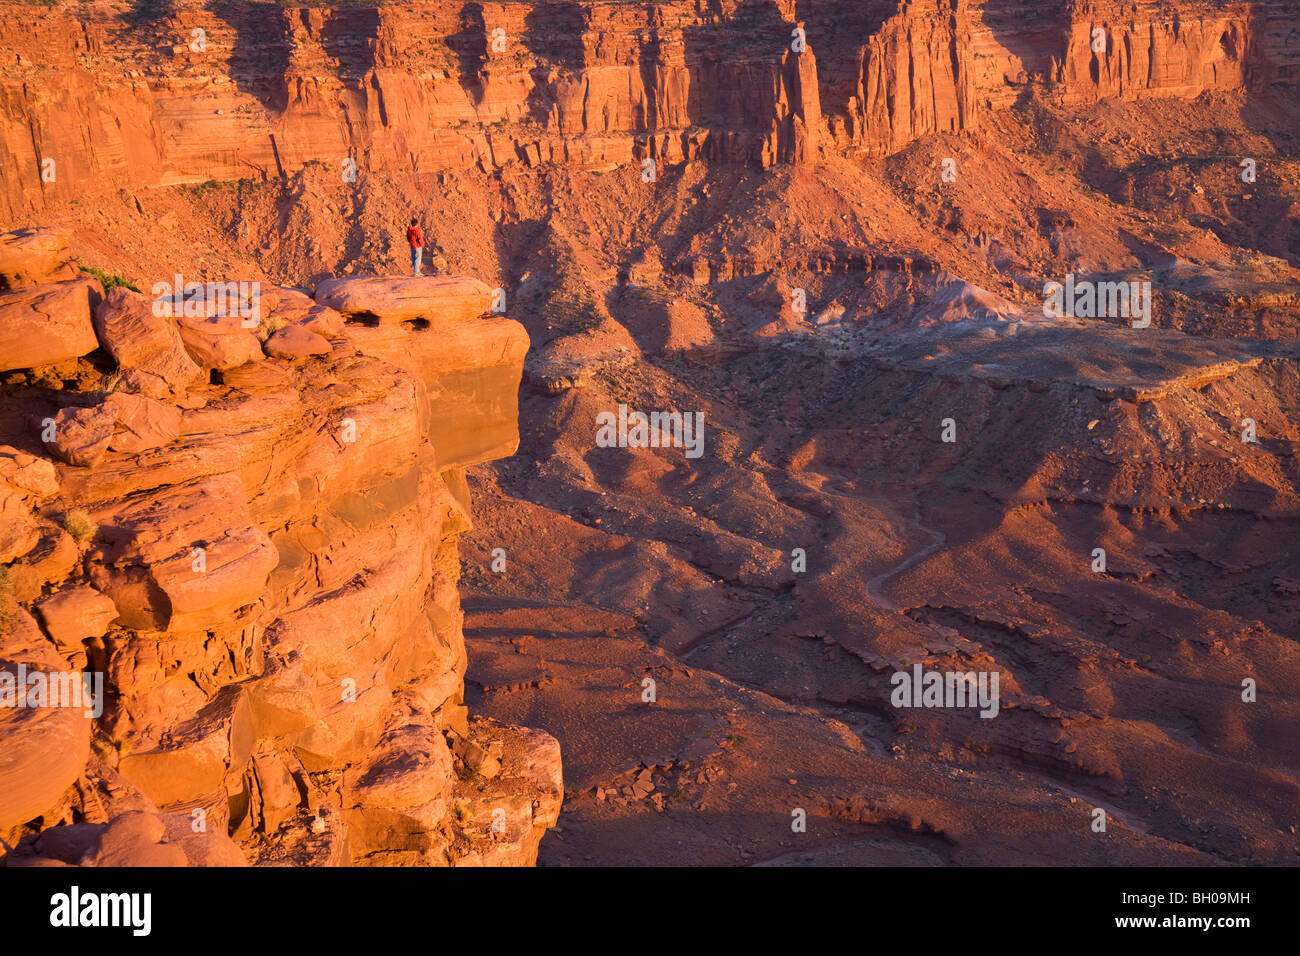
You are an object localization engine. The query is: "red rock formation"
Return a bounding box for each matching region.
[0,278,100,372]
[0,230,558,866]
[4,0,1293,218]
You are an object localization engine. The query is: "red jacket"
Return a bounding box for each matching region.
[406,226,424,248]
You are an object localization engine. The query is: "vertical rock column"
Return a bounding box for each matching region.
[310,274,560,866]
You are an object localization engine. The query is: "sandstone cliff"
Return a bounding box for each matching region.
[2,0,1296,219]
[0,228,560,866]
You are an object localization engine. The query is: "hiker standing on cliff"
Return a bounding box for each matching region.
[406,216,425,277]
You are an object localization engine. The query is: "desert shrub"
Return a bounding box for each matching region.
[78,265,139,293]
[257,314,287,341]
[63,509,96,546]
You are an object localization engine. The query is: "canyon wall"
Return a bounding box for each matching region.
[2,0,1297,219]
[0,229,560,866]
[968,0,1283,110]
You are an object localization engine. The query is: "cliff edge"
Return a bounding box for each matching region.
[0,227,560,866]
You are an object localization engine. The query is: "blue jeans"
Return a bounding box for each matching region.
[411,247,423,276]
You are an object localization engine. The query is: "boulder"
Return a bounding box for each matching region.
[341,710,454,863]
[158,812,249,866]
[0,445,60,566]
[0,481,39,563]
[9,810,249,867]
[264,324,332,361]
[35,585,119,657]
[6,527,78,604]
[0,228,77,290]
[88,812,188,867]
[177,313,263,371]
[92,288,203,388]
[44,403,117,467]
[250,753,303,834]
[116,369,173,401]
[253,286,343,336]
[300,304,345,337]
[247,285,311,315]
[0,610,93,832]
[314,275,493,324]
[0,445,58,498]
[0,277,100,371]
[87,472,279,632]
[103,392,181,453]
[117,688,253,809]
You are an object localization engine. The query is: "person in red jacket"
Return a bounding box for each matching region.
[406,217,425,276]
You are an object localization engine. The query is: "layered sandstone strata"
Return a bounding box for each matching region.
[0,229,559,866]
[3,0,1296,218]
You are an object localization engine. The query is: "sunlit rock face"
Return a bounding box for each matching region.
[316,275,530,470]
[0,239,558,867]
[4,0,1295,218]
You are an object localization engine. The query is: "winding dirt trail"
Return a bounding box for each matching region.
[810,477,947,613]
[864,508,947,611]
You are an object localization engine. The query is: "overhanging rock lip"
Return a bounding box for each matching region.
[314,275,494,325]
